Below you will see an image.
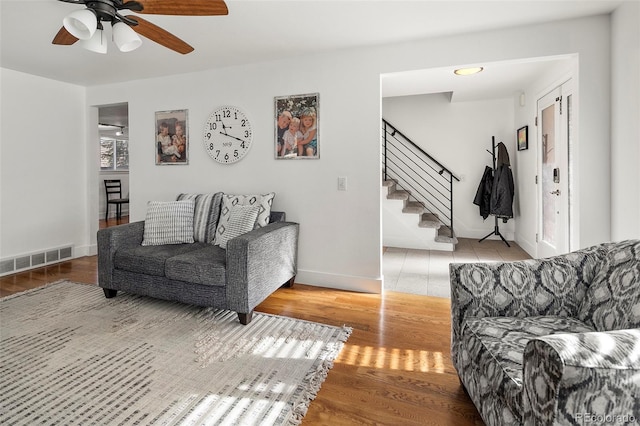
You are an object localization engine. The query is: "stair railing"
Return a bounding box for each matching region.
[382,119,460,235]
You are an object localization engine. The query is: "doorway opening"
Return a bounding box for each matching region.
[98,103,130,228]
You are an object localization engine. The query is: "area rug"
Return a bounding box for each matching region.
[0,280,351,425]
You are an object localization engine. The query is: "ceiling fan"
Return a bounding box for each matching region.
[52,0,228,54]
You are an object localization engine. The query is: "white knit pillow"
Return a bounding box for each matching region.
[142,200,195,246]
[216,205,260,249]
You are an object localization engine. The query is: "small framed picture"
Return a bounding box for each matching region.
[155,109,188,165]
[274,93,319,159]
[517,125,528,151]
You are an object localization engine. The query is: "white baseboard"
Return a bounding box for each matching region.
[295,269,382,294]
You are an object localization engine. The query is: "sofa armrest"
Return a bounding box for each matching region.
[449,245,605,369]
[97,221,145,289]
[523,329,640,425]
[225,221,299,313]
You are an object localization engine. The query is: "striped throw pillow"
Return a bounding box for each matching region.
[216,205,260,249]
[142,200,195,246]
[176,192,223,243]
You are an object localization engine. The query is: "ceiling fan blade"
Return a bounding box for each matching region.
[128,15,194,54]
[52,26,79,45]
[135,0,228,15]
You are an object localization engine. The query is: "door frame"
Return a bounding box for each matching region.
[535,77,579,257]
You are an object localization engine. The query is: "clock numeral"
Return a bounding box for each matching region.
[208,123,217,131]
[209,143,214,150]
[214,113,221,122]
[234,112,238,120]
[206,133,211,140]
[240,141,246,149]
[234,149,239,158]
[223,110,231,118]
[215,150,220,158]
[224,153,230,161]
[241,119,246,127]
[245,131,250,138]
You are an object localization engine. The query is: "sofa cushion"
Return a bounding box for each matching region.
[578,239,640,331]
[215,205,260,249]
[165,245,227,286]
[462,316,595,418]
[114,243,208,277]
[214,193,275,246]
[176,192,223,243]
[142,200,195,246]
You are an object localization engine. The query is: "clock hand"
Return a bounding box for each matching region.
[219,132,247,144]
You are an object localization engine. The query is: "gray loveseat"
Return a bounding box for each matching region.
[97,192,299,325]
[450,240,640,425]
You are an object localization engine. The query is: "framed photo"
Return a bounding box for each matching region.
[155,109,188,165]
[517,125,528,151]
[274,93,319,159]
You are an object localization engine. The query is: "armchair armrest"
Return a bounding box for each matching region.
[523,329,640,425]
[225,221,299,313]
[97,221,145,289]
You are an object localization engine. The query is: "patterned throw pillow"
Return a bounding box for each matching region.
[216,205,260,249]
[142,200,195,246]
[176,192,223,243]
[213,193,275,246]
[577,240,640,331]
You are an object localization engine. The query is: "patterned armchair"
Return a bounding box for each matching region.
[449,240,640,425]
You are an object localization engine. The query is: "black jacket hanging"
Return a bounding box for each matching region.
[490,142,514,219]
[473,166,493,220]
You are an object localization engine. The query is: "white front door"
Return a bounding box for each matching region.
[537,80,574,258]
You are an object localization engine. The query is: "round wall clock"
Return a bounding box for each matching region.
[203,105,253,164]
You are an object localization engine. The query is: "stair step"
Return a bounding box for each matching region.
[382,179,396,187]
[403,201,425,214]
[436,227,458,244]
[419,213,441,229]
[388,190,409,200]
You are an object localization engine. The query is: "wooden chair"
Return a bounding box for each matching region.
[104,180,129,221]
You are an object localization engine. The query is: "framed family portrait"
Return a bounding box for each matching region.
[155,109,188,165]
[517,125,528,151]
[274,93,319,159]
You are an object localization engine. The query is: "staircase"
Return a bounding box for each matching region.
[382,119,459,251]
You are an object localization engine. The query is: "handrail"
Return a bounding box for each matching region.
[382,119,459,236]
[383,119,460,182]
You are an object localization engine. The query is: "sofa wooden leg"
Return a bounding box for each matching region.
[103,288,118,298]
[282,276,295,288]
[238,311,253,325]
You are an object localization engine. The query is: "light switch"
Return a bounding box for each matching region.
[338,176,347,191]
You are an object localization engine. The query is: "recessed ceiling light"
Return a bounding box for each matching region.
[454,67,484,76]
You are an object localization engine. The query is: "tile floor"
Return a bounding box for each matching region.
[383,237,531,298]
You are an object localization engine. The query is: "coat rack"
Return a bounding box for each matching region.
[479,136,511,247]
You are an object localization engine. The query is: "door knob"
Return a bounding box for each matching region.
[550,189,561,196]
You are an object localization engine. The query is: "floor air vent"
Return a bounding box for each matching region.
[0,245,74,277]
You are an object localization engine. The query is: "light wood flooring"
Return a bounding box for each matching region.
[1,217,490,425]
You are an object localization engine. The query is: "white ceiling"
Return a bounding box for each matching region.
[0,0,624,125]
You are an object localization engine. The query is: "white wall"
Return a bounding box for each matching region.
[0,68,90,259]
[611,1,640,240]
[87,57,384,292]
[382,93,515,241]
[83,14,614,292]
[3,12,635,289]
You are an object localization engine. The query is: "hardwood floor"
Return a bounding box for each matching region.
[0,217,484,425]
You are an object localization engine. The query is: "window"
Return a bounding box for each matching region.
[101,138,129,170]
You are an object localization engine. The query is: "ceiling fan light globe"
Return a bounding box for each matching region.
[63,9,97,40]
[112,22,142,52]
[81,29,107,54]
